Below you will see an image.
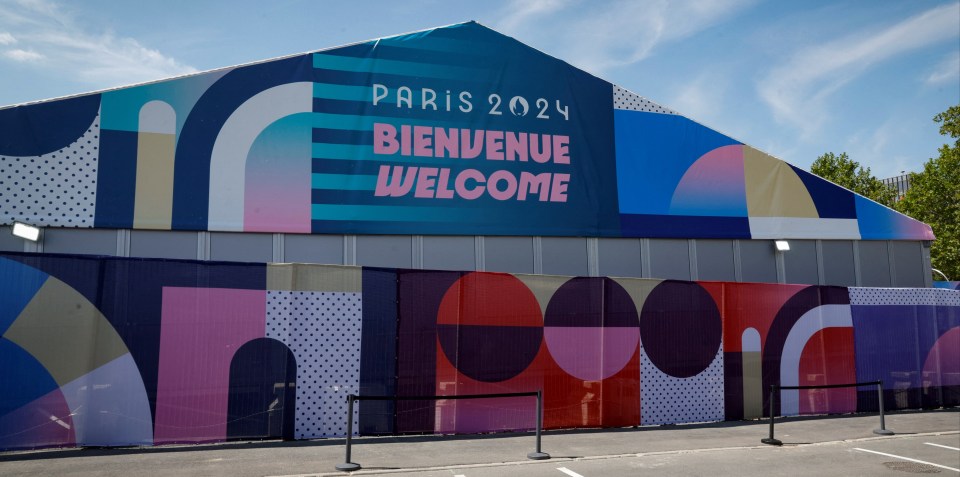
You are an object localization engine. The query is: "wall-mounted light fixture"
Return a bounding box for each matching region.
[11,222,41,242]
[775,240,790,252]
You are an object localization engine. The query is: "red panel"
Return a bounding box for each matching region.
[798,328,857,415]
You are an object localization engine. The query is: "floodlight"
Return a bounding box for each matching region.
[12,222,41,242]
[774,240,790,252]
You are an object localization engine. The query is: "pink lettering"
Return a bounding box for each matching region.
[414,167,439,198]
[461,129,484,159]
[530,133,552,163]
[373,123,399,155]
[375,165,418,197]
[505,131,528,162]
[455,169,485,200]
[518,172,551,201]
[485,130,504,160]
[435,127,459,158]
[550,173,569,202]
[435,168,455,199]
[553,135,570,164]
[413,126,433,157]
[488,170,518,200]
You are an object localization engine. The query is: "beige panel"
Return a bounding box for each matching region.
[267,263,362,292]
[610,277,662,315]
[743,146,818,218]
[134,132,176,229]
[3,277,129,386]
[513,273,572,317]
[742,351,763,419]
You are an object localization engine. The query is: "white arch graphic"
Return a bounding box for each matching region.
[779,304,853,416]
[207,82,313,231]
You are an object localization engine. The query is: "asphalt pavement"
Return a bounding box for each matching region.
[1,408,957,476]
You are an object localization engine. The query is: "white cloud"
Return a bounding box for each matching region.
[4,48,44,61]
[0,0,196,89]
[0,32,16,45]
[494,0,757,75]
[757,2,960,138]
[925,51,960,85]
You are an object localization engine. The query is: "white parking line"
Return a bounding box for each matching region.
[557,467,585,477]
[925,442,960,452]
[854,448,959,472]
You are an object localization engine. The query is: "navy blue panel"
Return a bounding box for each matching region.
[619,214,750,239]
[0,94,100,156]
[172,55,314,230]
[359,268,398,435]
[789,165,856,219]
[0,337,60,418]
[312,128,373,145]
[94,129,137,228]
[320,43,490,68]
[227,338,297,440]
[4,252,103,306]
[312,158,384,175]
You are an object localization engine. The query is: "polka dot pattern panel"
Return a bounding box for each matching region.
[613,85,677,114]
[640,342,724,426]
[266,291,362,438]
[0,113,99,227]
[849,287,960,307]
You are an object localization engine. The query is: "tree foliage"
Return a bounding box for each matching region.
[896,105,960,280]
[810,152,897,206]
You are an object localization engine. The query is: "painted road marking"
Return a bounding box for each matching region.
[557,467,585,477]
[854,448,959,472]
[925,442,960,452]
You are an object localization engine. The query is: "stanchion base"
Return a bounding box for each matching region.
[527,451,551,460]
[873,429,894,436]
[335,462,362,472]
[761,438,783,446]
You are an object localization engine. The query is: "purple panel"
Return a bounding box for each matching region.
[396,270,461,433]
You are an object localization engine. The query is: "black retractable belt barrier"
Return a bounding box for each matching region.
[761,380,893,446]
[335,390,549,472]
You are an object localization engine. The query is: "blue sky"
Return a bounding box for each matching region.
[0,0,957,178]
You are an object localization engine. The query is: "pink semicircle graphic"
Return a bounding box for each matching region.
[922,327,960,388]
[669,144,747,216]
[544,327,639,381]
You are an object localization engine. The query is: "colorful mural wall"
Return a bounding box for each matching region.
[0,22,933,240]
[1,252,956,451]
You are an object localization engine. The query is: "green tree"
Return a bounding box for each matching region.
[810,152,897,206]
[896,105,960,280]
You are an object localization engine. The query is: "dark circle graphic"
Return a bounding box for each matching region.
[639,280,721,378]
[437,273,543,383]
[544,277,639,327]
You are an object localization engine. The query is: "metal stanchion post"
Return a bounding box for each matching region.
[527,390,550,460]
[336,395,361,472]
[761,385,782,446]
[873,381,894,435]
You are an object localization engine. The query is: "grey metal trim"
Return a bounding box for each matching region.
[116,229,130,257]
[412,235,424,269]
[688,239,698,281]
[733,239,743,282]
[343,235,356,266]
[775,242,786,284]
[921,241,933,287]
[586,237,600,277]
[532,236,543,275]
[197,231,210,260]
[887,240,897,287]
[272,233,284,262]
[640,238,651,278]
[852,241,862,286]
[815,240,825,285]
[475,236,485,271]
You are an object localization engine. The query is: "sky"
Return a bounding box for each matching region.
[0,0,957,178]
